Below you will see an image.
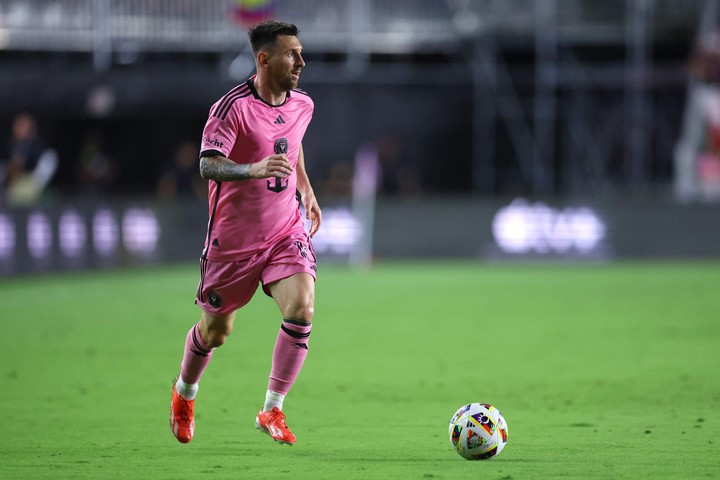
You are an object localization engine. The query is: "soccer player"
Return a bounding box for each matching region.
[169,20,321,446]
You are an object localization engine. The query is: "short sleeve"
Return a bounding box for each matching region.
[200,105,240,159]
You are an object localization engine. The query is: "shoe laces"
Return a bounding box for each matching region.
[175,395,194,421]
[269,408,288,426]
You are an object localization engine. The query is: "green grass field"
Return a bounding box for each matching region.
[1,261,719,479]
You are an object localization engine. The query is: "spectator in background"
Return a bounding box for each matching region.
[156,141,206,202]
[318,159,353,200]
[375,132,421,197]
[675,30,720,202]
[76,128,116,195]
[0,112,58,206]
[155,141,207,262]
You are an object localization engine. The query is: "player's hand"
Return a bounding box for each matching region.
[251,154,293,179]
[303,192,322,237]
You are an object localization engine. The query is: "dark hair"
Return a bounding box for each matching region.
[248,20,300,56]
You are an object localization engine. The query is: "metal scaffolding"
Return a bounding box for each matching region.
[0,0,710,195]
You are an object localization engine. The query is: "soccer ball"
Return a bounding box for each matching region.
[449,403,509,460]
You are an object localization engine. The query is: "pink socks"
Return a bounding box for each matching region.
[268,319,312,395]
[179,319,311,401]
[180,323,213,385]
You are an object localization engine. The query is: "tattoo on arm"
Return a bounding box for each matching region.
[199,156,252,181]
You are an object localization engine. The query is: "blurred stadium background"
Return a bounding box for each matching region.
[2,0,720,275]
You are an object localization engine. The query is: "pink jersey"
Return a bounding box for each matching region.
[199,76,314,260]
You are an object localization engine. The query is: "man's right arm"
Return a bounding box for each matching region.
[199,154,293,182]
[199,155,253,181]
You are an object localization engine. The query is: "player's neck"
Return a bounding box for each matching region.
[253,76,287,106]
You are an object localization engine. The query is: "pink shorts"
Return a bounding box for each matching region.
[195,232,317,315]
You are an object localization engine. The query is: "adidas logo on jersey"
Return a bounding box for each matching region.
[274,115,286,124]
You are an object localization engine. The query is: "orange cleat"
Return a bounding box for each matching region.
[255,407,297,445]
[169,375,195,444]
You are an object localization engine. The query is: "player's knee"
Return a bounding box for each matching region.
[200,312,235,348]
[279,286,314,322]
[201,323,233,348]
[285,299,314,323]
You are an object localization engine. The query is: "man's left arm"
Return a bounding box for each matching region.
[296,143,322,237]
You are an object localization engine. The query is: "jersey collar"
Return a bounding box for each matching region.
[247,75,291,107]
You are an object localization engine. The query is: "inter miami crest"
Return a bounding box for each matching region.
[268,137,289,193]
[208,290,222,309]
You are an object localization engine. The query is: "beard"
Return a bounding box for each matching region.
[275,71,299,91]
[284,76,299,90]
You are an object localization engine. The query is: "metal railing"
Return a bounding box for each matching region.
[0,0,704,54]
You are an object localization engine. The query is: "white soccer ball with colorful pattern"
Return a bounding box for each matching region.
[449,403,509,460]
